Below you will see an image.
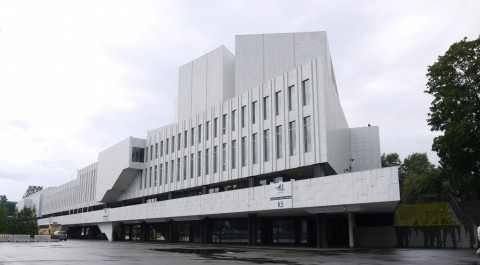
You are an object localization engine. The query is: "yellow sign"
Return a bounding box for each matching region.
[48,223,62,234]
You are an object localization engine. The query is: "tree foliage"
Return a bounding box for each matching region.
[381,153,401,168]
[1,195,37,234]
[400,153,435,177]
[10,206,38,235]
[400,153,449,203]
[0,203,7,233]
[23,185,43,198]
[425,36,480,195]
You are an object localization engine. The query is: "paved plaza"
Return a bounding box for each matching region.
[0,240,479,265]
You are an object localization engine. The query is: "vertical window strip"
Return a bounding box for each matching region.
[177,158,181,181]
[302,79,310,106]
[252,133,258,164]
[183,156,187,180]
[190,154,194,179]
[304,116,312,152]
[241,106,246,128]
[232,110,236,131]
[275,91,282,116]
[205,148,209,175]
[222,114,227,135]
[276,125,283,159]
[153,165,158,187]
[170,160,174,183]
[263,96,269,120]
[289,121,297,156]
[206,121,210,140]
[232,140,237,169]
[252,101,257,124]
[159,164,163,185]
[198,124,202,143]
[198,151,202,177]
[264,129,270,161]
[213,146,218,173]
[288,85,296,111]
[222,143,227,171]
[241,137,247,167]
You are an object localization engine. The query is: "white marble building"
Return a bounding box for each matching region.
[19,32,400,247]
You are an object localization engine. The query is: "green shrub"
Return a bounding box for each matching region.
[395,202,458,226]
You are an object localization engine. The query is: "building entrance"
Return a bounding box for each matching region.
[173,221,202,243]
[327,214,349,247]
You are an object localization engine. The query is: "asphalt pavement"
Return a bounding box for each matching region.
[0,240,479,265]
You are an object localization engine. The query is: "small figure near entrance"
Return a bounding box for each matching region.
[477,226,480,255]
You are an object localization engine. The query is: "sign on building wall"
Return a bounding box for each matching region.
[269,181,293,209]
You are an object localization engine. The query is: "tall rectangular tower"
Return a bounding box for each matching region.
[235,32,328,95]
[176,46,235,122]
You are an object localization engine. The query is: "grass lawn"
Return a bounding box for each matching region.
[395,202,459,226]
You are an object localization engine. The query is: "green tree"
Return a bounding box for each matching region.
[400,153,435,177]
[23,185,43,198]
[381,153,401,168]
[0,196,8,233]
[425,36,480,197]
[10,206,38,235]
[4,201,16,217]
[400,153,449,203]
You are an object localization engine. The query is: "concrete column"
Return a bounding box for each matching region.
[201,218,209,244]
[294,218,301,245]
[316,213,327,248]
[261,218,272,245]
[166,220,174,243]
[98,222,114,242]
[348,212,355,248]
[141,222,148,241]
[120,223,125,241]
[188,222,194,243]
[248,214,257,246]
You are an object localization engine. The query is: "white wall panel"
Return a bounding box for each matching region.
[40,167,399,226]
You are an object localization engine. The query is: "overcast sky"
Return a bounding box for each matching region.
[1,0,479,202]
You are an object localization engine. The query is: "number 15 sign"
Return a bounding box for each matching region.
[269,181,293,209]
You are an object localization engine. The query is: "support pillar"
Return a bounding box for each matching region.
[248,214,257,246]
[140,222,148,241]
[316,213,327,248]
[120,223,125,241]
[348,212,355,248]
[260,218,272,245]
[294,218,301,245]
[166,220,173,243]
[189,222,194,243]
[98,222,114,242]
[129,225,133,241]
[201,217,209,244]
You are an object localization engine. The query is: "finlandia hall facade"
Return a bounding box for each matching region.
[18,32,400,248]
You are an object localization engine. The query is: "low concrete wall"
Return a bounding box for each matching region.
[354,225,478,248]
[354,227,396,248]
[395,226,477,248]
[0,234,53,242]
[13,235,31,242]
[0,234,13,242]
[34,235,51,242]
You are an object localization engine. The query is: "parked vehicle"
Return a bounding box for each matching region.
[56,231,68,241]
